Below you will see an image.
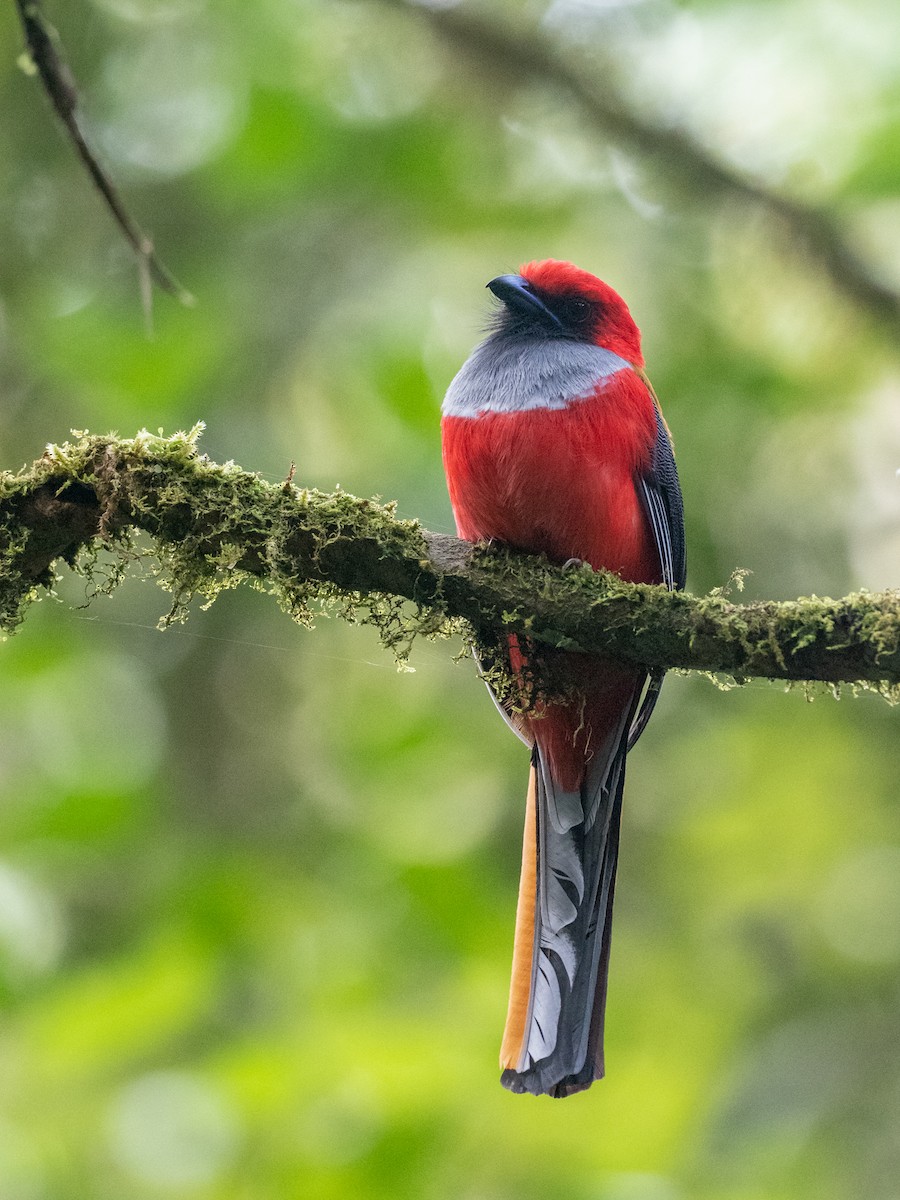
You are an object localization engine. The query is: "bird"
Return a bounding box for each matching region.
[440,260,685,1097]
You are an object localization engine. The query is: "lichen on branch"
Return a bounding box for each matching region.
[1,428,900,699]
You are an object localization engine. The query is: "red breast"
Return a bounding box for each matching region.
[442,370,659,583]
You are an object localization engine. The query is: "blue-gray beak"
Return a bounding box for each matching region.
[487,274,563,329]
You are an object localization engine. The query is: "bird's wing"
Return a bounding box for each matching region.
[629,396,686,750]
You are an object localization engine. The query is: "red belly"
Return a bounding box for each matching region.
[441,373,660,791]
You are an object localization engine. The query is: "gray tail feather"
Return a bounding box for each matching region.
[500,734,628,1098]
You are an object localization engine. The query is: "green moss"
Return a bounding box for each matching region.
[2,428,900,701]
[0,427,455,672]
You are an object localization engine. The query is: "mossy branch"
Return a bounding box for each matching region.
[2,428,899,696]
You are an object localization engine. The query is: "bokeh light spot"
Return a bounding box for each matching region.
[816,845,900,964]
[107,1070,241,1188]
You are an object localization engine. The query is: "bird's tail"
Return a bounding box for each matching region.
[499,726,629,1098]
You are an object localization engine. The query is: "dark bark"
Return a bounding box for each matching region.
[2,432,899,693]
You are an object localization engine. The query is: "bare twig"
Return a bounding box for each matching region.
[13,0,193,308]
[389,0,900,333]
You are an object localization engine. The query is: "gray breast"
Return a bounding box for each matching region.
[442,335,631,417]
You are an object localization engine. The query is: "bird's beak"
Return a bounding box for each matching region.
[487,275,563,329]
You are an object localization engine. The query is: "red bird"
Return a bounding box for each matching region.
[441,260,685,1096]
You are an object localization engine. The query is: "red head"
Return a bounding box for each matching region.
[487,259,643,368]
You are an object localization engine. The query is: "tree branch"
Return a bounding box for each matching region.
[389,0,900,334]
[2,430,899,693]
[13,0,193,308]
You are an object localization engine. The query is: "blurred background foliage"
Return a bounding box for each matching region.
[1,0,899,1196]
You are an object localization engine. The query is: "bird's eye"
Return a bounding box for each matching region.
[558,297,591,325]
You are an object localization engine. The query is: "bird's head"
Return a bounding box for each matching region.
[487,259,643,368]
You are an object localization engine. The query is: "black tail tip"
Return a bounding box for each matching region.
[500,1068,527,1094]
[500,1067,602,1098]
